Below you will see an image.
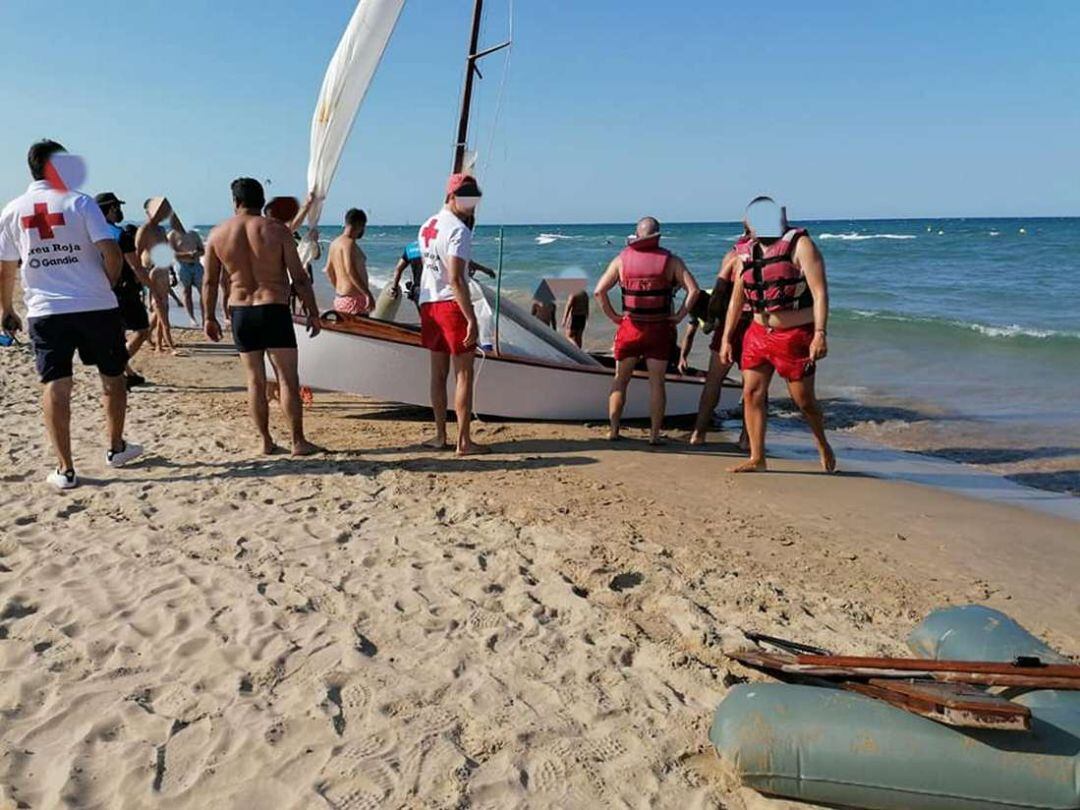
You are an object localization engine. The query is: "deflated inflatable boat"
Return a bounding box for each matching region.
[710,606,1080,810]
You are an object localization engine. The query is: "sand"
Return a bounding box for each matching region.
[1,330,1077,810]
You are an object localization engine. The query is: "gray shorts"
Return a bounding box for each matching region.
[175,261,204,289]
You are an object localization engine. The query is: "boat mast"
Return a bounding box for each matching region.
[452,0,511,174]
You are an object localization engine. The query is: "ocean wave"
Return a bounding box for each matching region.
[818,232,917,241]
[845,309,1079,341]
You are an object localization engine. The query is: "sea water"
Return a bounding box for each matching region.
[196,217,1080,496]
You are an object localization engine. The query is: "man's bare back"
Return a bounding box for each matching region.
[207,214,295,307]
[326,235,368,297]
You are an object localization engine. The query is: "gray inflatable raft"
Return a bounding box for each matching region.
[710,607,1080,810]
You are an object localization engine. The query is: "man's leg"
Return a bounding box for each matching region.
[43,378,75,473]
[267,348,319,456]
[689,352,733,445]
[607,358,637,441]
[100,373,127,453]
[730,366,772,472]
[426,351,451,449]
[452,352,487,455]
[645,358,668,445]
[182,281,197,326]
[787,375,836,473]
[240,351,276,454]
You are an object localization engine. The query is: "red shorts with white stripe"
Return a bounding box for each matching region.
[420,301,474,355]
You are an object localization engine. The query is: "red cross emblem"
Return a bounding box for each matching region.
[420,217,439,248]
[21,203,65,240]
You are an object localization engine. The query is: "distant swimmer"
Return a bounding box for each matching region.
[325,208,373,316]
[719,196,835,473]
[203,178,322,456]
[417,173,487,456]
[561,288,590,348]
[595,216,700,445]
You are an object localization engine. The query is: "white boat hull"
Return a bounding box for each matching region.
[289,322,737,422]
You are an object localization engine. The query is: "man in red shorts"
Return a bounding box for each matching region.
[416,174,486,456]
[719,197,835,473]
[595,216,699,444]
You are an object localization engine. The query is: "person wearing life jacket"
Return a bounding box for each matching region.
[683,230,755,448]
[594,216,700,445]
[719,196,835,473]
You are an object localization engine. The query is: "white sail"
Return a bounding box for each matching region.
[306,0,405,224]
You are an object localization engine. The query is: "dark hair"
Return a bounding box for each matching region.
[28,139,66,181]
[345,208,367,228]
[231,177,265,211]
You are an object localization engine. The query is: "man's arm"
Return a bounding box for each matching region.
[289,192,317,233]
[202,231,222,340]
[446,254,478,345]
[342,245,373,306]
[95,240,123,286]
[670,256,700,323]
[0,217,20,330]
[284,231,320,335]
[390,257,408,298]
[678,320,698,373]
[719,270,747,365]
[593,257,623,326]
[797,237,828,360]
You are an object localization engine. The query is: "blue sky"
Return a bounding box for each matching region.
[0,1,1077,225]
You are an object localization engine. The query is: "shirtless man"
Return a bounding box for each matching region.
[203,178,322,456]
[168,220,205,326]
[326,208,373,316]
[561,288,590,347]
[530,294,557,329]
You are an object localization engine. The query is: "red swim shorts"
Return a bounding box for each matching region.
[613,318,675,362]
[740,321,816,381]
[710,315,751,366]
[420,301,475,355]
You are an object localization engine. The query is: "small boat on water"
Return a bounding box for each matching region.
[289,0,737,421]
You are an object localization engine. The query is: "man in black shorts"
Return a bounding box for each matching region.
[203,178,322,456]
[96,192,151,387]
[0,140,144,489]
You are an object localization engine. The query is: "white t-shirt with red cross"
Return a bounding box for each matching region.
[0,180,117,318]
[416,207,472,305]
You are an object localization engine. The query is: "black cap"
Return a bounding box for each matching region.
[94,192,125,208]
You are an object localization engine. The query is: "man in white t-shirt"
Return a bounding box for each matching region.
[0,140,143,490]
[417,173,486,456]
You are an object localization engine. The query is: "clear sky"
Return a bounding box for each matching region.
[1,1,1077,225]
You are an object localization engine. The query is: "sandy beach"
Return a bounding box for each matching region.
[1,329,1077,809]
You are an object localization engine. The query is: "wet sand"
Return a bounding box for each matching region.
[1,330,1077,809]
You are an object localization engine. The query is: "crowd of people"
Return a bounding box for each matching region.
[0,139,836,489]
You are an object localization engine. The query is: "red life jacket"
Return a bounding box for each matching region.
[619,235,672,322]
[737,228,813,313]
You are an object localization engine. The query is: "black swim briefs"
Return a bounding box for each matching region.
[231,304,297,353]
[28,308,128,383]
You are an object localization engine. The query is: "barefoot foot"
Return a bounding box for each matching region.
[456,441,490,457]
[688,430,706,446]
[291,439,322,457]
[819,442,837,473]
[729,457,767,473]
[423,436,452,450]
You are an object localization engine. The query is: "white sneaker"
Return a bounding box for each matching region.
[46,469,78,490]
[106,441,143,468]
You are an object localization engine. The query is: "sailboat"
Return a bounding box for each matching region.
[288,0,738,421]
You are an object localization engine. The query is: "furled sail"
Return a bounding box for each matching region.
[306,0,405,225]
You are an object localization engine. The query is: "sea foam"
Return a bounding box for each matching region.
[818,232,917,241]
